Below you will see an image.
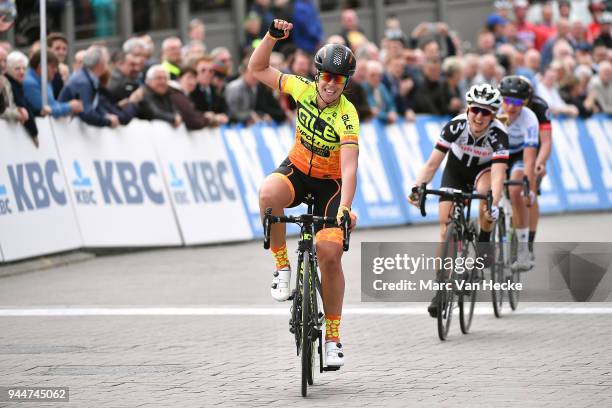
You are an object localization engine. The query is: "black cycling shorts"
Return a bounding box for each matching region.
[439,154,490,202]
[271,158,341,231]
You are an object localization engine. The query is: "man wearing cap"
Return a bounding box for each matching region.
[486,14,508,47]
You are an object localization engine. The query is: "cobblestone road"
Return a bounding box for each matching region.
[1,213,611,407]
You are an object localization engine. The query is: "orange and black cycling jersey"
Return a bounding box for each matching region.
[277,73,359,179]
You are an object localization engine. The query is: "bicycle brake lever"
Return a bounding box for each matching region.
[418,182,427,217]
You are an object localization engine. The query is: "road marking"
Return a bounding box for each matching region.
[0,306,611,317]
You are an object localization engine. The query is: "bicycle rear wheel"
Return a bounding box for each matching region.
[491,217,505,318]
[437,222,458,341]
[301,251,315,397]
[459,228,479,334]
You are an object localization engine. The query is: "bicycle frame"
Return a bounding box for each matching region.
[262,197,350,395]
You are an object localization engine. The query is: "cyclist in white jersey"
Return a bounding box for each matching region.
[498,76,539,271]
[409,84,509,317]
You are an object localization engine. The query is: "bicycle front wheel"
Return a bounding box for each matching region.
[459,226,479,334]
[301,251,315,396]
[437,222,458,341]
[491,217,505,318]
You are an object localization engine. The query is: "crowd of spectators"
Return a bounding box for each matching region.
[0,0,611,147]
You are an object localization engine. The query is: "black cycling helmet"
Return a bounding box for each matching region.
[499,75,532,100]
[314,44,356,77]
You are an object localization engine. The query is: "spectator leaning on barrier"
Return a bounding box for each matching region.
[439,56,464,117]
[122,37,148,82]
[97,67,140,126]
[225,64,285,125]
[5,51,38,144]
[161,37,183,80]
[23,49,83,118]
[536,64,579,117]
[137,64,182,128]
[362,59,397,123]
[382,55,415,120]
[588,60,612,113]
[0,47,29,126]
[559,74,595,118]
[191,54,229,126]
[108,51,141,104]
[169,66,209,130]
[47,32,69,99]
[343,58,372,121]
[59,45,120,128]
[411,57,444,115]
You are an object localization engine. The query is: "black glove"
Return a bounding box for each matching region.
[268,21,288,39]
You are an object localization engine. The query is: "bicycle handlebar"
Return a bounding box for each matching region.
[417,182,492,217]
[504,175,530,198]
[262,208,351,251]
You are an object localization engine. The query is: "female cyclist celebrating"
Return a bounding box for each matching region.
[409,84,509,317]
[249,19,359,366]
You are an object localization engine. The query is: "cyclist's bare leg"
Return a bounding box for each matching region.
[476,172,493,233]
[529,196,539,252]
[509,169,528,229]
[438,201,453,243]
[259,175,293,255]
[317,240,344,317]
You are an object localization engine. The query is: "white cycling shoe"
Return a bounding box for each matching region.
[511,249,532,272]
[325,341,344,367]
[270,267,291,301]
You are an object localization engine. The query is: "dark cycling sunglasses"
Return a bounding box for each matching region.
[319,72,349,85]
[468,106,494,117]
[503,96,525,106]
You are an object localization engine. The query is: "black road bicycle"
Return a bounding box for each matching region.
[417,184,492,341]
[491,176,530,317]
[263,195,350,397]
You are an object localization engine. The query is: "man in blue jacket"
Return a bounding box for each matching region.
[23,49,83,118]
[291,0,323,54]
[58,45,119,127]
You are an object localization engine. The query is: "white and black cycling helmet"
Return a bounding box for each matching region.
[466,83,502,112]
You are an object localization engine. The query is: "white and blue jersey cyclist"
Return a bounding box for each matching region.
[498,75,540,271]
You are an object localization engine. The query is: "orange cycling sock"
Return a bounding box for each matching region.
[271,243,290,270]
[325,314,341,342]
